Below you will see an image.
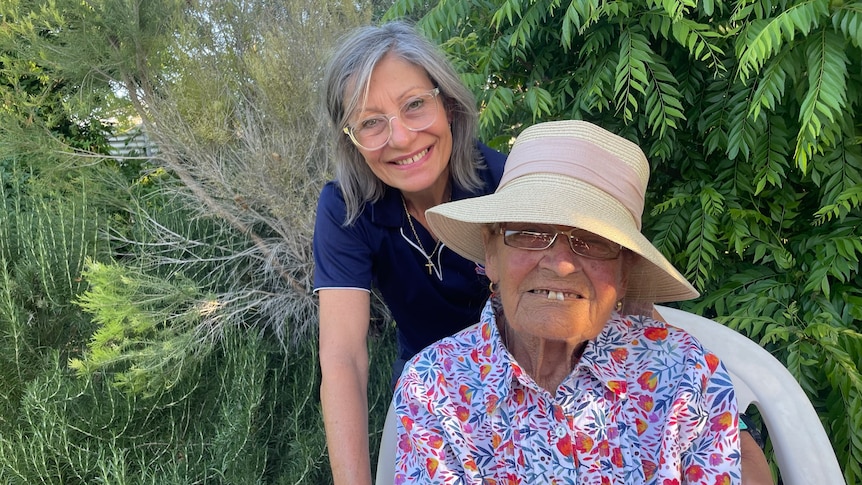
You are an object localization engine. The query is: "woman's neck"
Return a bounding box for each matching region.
[401,176,451,231]
[499,317,586,393]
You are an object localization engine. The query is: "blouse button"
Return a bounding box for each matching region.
[555,425,567,438]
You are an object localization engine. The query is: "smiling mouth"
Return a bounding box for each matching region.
[530,289,583,301]
[393,148,428,166]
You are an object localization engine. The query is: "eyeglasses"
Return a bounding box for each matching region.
[500,225,623,260]
[343,88,440,151]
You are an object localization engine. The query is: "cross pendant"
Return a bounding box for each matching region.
[425,261,434,275]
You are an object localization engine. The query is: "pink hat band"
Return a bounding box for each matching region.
[500,137,647,229]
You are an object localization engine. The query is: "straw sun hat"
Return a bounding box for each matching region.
[426,120,699,303]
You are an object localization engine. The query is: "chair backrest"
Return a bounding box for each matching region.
[375,400,397,485]
[655,305,845,485]
[376,307,847,485]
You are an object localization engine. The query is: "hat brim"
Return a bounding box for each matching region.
[427,174,699,303]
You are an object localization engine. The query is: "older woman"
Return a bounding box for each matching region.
[394,120,740,484]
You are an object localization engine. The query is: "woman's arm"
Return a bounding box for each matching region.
[741,431,774,485]
[319,289,373,485]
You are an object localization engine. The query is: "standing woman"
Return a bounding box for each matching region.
[313,22,505,485]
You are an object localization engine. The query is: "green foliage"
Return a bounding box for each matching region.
[392,0,862,480]
[2,0,382,482]
[0,160,353,482]
[0,165,104,428]
[0,1,116,163]
[0,327,338,484]
[72,260,206,395]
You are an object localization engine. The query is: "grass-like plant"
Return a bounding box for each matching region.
[0,167,103,428]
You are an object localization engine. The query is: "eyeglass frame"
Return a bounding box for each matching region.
[342,87,441,151]
[498,225,623,260]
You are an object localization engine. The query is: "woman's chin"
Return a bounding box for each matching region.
[507,302,607,342]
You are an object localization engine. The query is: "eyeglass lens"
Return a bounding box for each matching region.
[347,88,439,150]
[502,228,621,260]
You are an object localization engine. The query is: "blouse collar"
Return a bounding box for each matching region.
[477,299,631,413]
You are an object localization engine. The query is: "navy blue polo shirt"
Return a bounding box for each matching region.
[313,143,506,363]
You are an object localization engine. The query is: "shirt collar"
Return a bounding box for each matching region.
[576,314,631,399]
[477,303,631,412]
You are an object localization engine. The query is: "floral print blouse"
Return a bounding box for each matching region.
[393,300,740,484]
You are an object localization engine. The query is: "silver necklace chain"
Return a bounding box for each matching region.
[401,195,444,279]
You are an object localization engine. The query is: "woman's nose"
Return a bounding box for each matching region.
[387,117,414,147]
[540,236,581,275]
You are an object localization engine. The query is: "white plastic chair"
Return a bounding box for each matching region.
[375,400,397,485]
[375,307,846,485]
[655,305,844,485]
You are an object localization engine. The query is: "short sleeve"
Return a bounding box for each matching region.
[312,182,374,291]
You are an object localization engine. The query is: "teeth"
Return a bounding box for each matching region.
[394,148,428,165]
[532,289,574,301]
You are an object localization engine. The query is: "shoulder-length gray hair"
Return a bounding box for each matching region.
[322,21,483,225]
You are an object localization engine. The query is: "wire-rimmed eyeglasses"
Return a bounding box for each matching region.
[500,225,623,260]
[343,88,440,151]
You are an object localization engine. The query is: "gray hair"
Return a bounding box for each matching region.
[322,21,483,224]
